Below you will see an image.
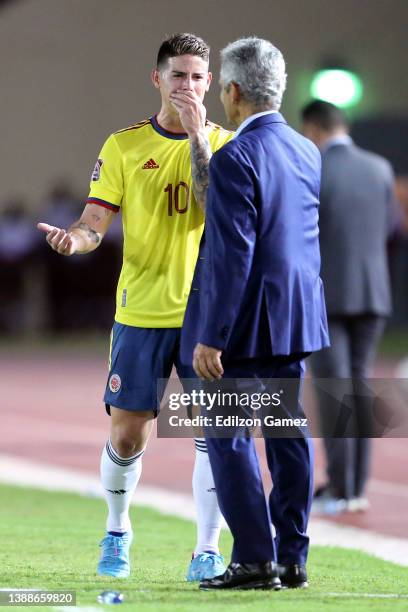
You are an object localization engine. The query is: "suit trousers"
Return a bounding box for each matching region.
[203,356,314,565]
[310,314,386,499]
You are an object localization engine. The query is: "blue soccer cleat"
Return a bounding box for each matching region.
[186,552,226,582]
[97,531,133,578]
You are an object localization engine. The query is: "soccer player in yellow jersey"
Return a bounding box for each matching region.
[37,33,231,581]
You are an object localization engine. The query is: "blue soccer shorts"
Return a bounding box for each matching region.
[103,322,195,414]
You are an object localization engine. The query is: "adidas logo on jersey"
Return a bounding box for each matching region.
[142,158,159,169]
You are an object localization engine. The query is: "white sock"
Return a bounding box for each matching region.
[100,438,144,534]
[192,438,222,556]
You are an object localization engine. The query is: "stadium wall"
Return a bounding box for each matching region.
[0,0,407,209]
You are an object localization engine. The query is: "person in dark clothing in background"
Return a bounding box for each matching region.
[301,100,399,514]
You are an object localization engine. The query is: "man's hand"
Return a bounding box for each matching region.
[170,89,211,211]
[193,343,224,381]
[38,204,114,256]
[169,90,206,137]
[37,223,81,256]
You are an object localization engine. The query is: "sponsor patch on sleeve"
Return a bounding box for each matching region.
[91,158,103,181]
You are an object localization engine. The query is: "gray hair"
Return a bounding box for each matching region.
[220,37,287,110]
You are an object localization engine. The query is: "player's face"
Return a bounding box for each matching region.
[152,55,212,107]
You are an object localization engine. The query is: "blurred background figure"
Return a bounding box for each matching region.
[0,197,39,334]
[41,181,83,230]
[39,181,83,332]
[39,181,122,332]
[301,100,402,515]
[391,177,408,326]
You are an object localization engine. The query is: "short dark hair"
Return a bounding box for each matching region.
[156,33,210,69]
[301,99,348,131]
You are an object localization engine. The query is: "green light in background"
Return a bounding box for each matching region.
[310,69,363,107]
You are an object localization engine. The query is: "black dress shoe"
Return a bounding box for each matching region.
[199,561,281,590]
[277,563,308,588]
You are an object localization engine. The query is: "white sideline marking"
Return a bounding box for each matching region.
[51,595,408,606]
[0,454,197,521]
[53,608,100,611]
[308,519,408,568]
[325,592,408,599]
[0,588,43,591]
[1,454,408,567]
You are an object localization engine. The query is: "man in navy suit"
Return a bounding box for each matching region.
[181,37,329,590]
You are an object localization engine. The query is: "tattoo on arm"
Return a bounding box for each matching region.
[72,222,101,244]
[190,133,212,211]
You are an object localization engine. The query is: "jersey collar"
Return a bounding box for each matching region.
[150,115,189,140]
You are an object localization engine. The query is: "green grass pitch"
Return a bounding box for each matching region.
[1,484,407,611]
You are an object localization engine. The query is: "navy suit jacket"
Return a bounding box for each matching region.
[181,113,330,363]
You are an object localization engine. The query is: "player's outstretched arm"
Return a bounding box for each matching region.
[37,203,115,256]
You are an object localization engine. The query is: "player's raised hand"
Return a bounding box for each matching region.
[37,222,79,256]
[170,89,207,137]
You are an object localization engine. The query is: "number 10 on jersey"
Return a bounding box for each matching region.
[165,182,190,215]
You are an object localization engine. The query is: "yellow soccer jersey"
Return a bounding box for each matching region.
[87,116,232,327]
